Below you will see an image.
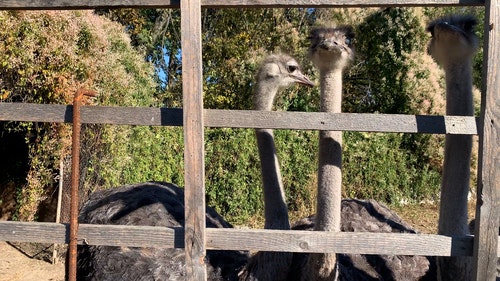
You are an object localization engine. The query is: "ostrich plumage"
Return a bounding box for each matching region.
[77,182,248,281]
[288,199,436,281]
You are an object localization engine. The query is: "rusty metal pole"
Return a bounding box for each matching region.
[68,89,96,281]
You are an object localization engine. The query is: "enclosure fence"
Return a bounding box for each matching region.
[0,1,498,281]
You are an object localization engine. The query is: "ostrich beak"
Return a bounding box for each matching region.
[291,73,315,87]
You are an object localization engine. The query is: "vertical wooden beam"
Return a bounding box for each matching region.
[472,0,500,280]
[181,0,207,280]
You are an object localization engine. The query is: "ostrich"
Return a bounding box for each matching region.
[304,25,355,280]
[287,26,435,281]
[239,54,314,281]
[77,53,314,281]
[426,15,479,281]
[77,182,248,281]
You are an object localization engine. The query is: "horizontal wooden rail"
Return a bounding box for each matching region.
[0,0,484,10]
[0,103,478,134]
[2,221,499,257]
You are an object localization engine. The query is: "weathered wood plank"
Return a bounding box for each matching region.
[0,0,484,9]
[181,0,206,279]
[0,0,176,9]
[472,0,500,279]
[207,109,478,134]
[0,103,183,126]
[0,103,479,134]
[0,221,68,243]
[78,224,184,248]
[2,221,500,257]
[206,229,475,256]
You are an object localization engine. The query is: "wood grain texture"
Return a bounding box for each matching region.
[0,0,484,9]
[472,0,500,280]
[1,221,499,257]
[181,0,206,279]
[0,103,478,134]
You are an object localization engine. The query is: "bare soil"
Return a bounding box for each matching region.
[0,241,65,281]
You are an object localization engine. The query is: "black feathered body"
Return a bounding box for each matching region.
[77,182,248,281]
[288,199,436,281]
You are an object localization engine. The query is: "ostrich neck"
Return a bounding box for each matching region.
[444,60,474,116]
[247,85,292,281]
[319,69,343,113]
[437,59,474,281]
[439,59,474,236]
[306,69,343,281]
[255,128,290,230]
[254,82,290,230]
[316,69,343,231]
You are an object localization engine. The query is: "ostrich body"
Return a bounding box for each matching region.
[77,182,247,281]
[305,26,355,280]
[288,199,436,281]
[426,15,478,281]
[77,54,313,281]
[239,54,314,281]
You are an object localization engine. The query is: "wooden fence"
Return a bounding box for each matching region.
[0,0,498,280]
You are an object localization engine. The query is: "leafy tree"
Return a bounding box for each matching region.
[349,8,427,114]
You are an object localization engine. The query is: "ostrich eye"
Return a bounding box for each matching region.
[345,37,351,45]
[287,64,298,73]
[427,26,435,37]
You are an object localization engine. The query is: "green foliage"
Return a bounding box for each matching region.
[275,129,317,212]
[3,8,484,225]
[82,125,185,192]
[343,132,440,204]
[0,11,168,220]
[348,8,427,114]
[76,25,94,54]
[205,128,317,224]
[205,128,260,223]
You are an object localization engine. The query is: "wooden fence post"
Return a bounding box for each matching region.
[180,0,207,280]
[472,0,500,279]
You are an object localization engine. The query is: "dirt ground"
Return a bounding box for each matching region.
[0,241,65,281]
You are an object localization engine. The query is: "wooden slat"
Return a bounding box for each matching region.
[79,224,184,248]
[207,229,474,256]
[206,109,478,134]
[181,0,206,279]
[0,221,68,243]
[2,221,500,257]
[0,0,484,9]
[0,103,183,126]
[472,0,500,279]
[0,103,479,134]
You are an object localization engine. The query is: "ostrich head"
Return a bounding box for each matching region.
[253,54,314,111]
[426,15,478,68]
[308,26,355,71]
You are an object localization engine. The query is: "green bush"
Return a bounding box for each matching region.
[0,10,163,220]
[2,8,476,225]
[343,132,441,204]
[204,128,318,225]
